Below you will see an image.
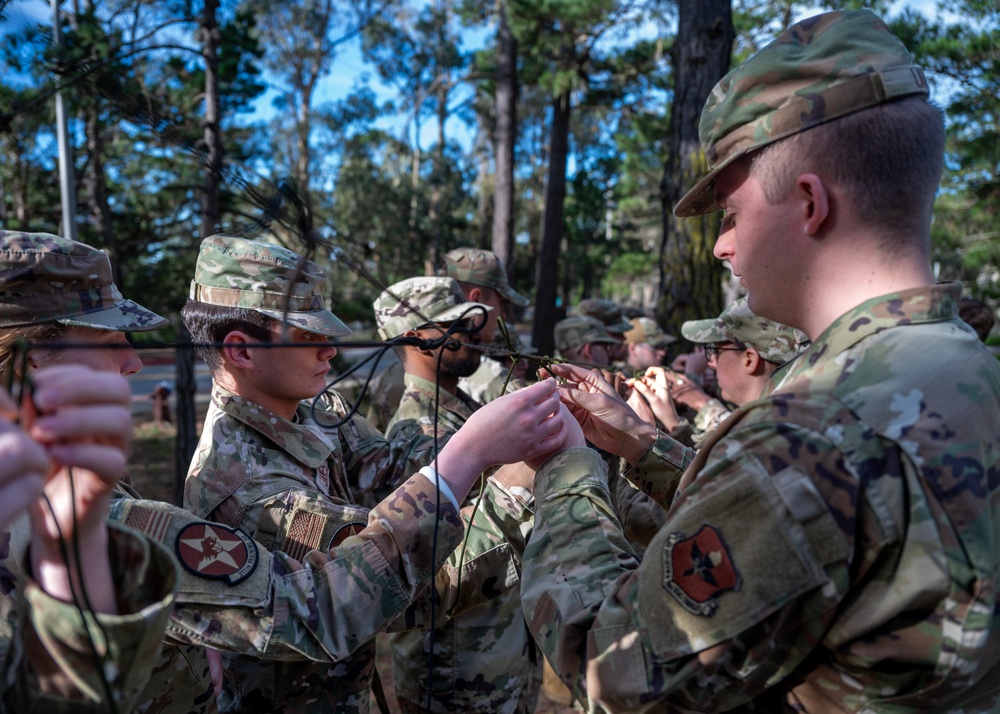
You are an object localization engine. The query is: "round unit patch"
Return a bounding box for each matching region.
[175,522,259,585]
[330,522,367,548]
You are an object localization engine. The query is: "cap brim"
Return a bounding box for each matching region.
[257,308,353,338]
[57,299,167,332]
[652,335,678,348]
[499,285,530,308]
[681,318,727,344]
[673,151,746,218]
[424,301,493,325]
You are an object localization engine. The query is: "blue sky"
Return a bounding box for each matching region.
[2,0,947,153]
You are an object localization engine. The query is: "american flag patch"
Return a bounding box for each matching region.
[124,505,172,543]
[283,510,324,561]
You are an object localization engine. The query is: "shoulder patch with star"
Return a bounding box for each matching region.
[175,522,259,585]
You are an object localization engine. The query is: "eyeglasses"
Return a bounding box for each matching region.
[704,342,745,360]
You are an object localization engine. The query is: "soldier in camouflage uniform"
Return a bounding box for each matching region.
[621,317,676,374]
[574,299,631,364]
[0,232,575,713]
[442,247,532,404]
[554,315,618,368]
[374,277,542,714]
[523,10,1000,711]
[651,298,807,447]
[182,236,560,713]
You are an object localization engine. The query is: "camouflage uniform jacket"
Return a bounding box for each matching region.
[184,382,443,713]
[458,357,528,406]
[1,520,176,713]
[185,386,512,712]
[690,398,732,448]
[0,503,217,714]
[386,374,540,713]
[521,283,1000,712]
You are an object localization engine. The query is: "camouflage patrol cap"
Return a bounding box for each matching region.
[574,298,631,334]
[675,10,930,217]
[442,247,530,307]
[681,299,808,364]
[374,276,492,341]
[0,231,166,331]
[554,316,619,353]
[623,317,677,348]
[189,234,351,337]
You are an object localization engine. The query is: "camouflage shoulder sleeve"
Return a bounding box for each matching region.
[108,474,463,662]
[621,430,694,507]
[691,399,732,448]
[341,409,437,503]
[388,475,534,630]
[3,523,177,713]
[522,410,855,712]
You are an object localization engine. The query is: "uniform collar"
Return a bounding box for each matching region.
[778,282,961,386]
[402,373,479,417]
[210,383,334,467]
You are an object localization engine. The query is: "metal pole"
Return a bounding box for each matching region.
[51,0,77,241]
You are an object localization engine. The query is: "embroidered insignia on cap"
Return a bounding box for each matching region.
[663,524,741,616]
[330,522,366,548]
[175,522,259,585]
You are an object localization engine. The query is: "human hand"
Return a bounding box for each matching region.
[0,389,50,533]
[672,348,708,378]
[542,363,657,464]
[652,367,710,410]
[632,369,682,430]
[437,379,570,498]
[207,648,225,698]
[26,365,133,611]
[625,383,656,426]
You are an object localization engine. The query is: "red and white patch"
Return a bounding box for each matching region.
[175,523,258,585]
[663,524,741,616]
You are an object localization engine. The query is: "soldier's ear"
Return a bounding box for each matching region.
[796,173,830,238]
[743,348,763,376]
[220,331,255,370]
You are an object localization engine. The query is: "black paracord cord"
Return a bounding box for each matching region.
[11,342,120,712]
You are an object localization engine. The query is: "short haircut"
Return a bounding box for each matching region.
[959,297,995,343]
[180,300,276,373]
[749,97,945,248]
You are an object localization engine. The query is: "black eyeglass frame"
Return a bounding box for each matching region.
[704,342,746,360]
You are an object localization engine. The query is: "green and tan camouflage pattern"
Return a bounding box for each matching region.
[682,298,808,364]
[574,299,631,334]
[675,10,931,217]
[385,374,541,714]
[459,356,528,406]
[0,523,176,713]
[184,382,440,712]
[359,354,405,436]
[623,317,676,348]
[442,248,530,307]
[521,283,1000,712]
[554,316,619,354]
[190,234,351,337]
[0,231,165,331]
[691,398,732,448]
[374,276,492,341]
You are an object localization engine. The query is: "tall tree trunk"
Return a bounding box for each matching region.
[532,91,571,358]
[657,0,734,337]
[84,110,116,280]
[175,0,222,505]
[492,0,517,274]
